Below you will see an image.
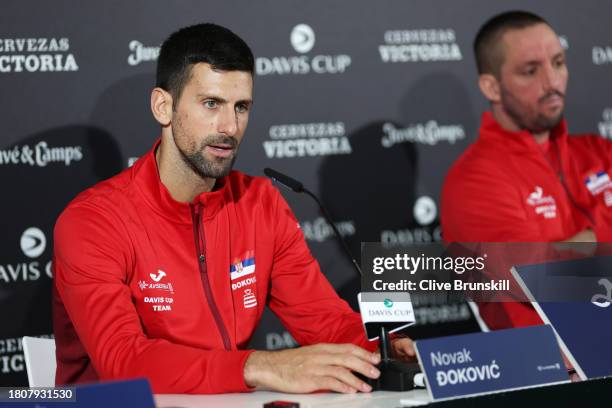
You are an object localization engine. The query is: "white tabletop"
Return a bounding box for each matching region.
[155,389,431,408]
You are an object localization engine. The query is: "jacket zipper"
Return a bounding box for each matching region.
[190,203,232,351]
[546,143,596,226]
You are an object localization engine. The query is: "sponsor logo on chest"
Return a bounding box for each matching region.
[138,269,175,312]
[526,186,557,219]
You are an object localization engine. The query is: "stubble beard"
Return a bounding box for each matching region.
[500,87,565,134]
[172,122,238,180]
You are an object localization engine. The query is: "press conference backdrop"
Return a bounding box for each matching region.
[1,0,611,386]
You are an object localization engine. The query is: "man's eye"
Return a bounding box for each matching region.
[523,68,536,76]
[204,100,217,109]
[236,104,249,113]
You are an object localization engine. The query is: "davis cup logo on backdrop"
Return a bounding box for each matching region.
[0,38,78,73]
[256,24,351,75]
[0,141,83,167]
[0,227,52,283]
[263,122,352,158]
[290,24,315,53]
[599,108,612,139]
[266,331,298,350]
[592,44,612,65]
[127,40,160,66]
[20,227,46,259]
[381,121,465,147]
[300,216,355,243]
[379,29,462,63]
[414,196,437,226]
[381,196,442,247]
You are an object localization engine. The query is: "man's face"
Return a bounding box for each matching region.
[171,63,253,179]
[496,23,568,134]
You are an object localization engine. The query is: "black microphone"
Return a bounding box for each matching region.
[263,168,304,193]
[263,167,362,276]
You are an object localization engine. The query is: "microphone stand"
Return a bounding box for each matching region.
[264,167,421,391]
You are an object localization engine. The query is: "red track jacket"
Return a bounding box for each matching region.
[53,140,373,393]
[442,112,612,328]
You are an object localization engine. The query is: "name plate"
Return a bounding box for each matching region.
[358,292,415,340]
[415,325,569,401]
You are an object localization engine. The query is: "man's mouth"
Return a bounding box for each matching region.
[540,93,564,108]
[205,144,234,159]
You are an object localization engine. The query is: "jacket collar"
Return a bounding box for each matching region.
[479,111,569,154]
[134,138,230,224]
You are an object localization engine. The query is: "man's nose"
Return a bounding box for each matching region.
[218,106,238,136]
[541,63,563,92]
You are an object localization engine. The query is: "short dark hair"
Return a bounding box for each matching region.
[156,23,254,106]
[474,11,549,76]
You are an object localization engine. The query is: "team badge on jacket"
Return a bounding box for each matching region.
[585,171,612,207]
[230,250,258,309]
[585,171,611,195]
[243,288,257,309]
[230,250,255,280]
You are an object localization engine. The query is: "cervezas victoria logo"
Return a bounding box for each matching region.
[378,28,462,63]
[262,122,352,159]
[0,37,78,73]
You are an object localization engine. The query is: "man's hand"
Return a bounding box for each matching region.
[243,343,381,394]
[390,337,417,361]
[556,228,597,256]
[562,228,596,243]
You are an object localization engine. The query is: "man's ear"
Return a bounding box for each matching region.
[478,74,501,104]
[151,88,173,126]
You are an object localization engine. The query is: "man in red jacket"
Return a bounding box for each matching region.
[53,23,413,394]
[441,11,612,329]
